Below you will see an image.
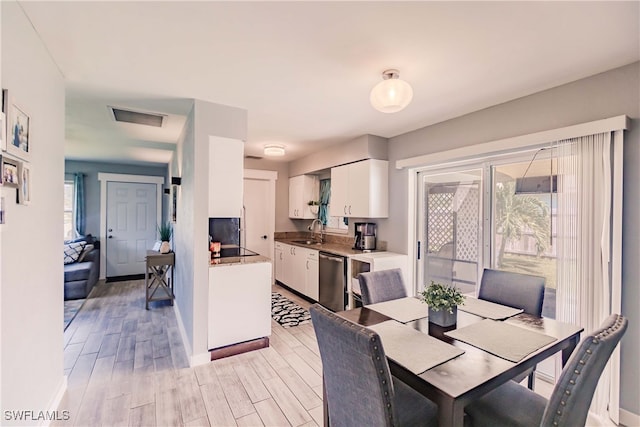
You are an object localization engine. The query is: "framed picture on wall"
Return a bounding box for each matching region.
[18,162,31,205]
[0,112,6,152]
[7,100,31,162]
[1,155,20,188]
[171,185,177,222]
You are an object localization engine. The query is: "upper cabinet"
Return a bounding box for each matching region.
[289,175,319,219]
[209,136,244,218]
[330,159,388,218]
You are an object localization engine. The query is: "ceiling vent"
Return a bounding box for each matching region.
[110,107,165,127]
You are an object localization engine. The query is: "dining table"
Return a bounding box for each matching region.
[333,302,584,427]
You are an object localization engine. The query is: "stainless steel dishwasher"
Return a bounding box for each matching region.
[319,252,347,312]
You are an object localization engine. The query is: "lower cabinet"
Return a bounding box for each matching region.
[274,242,319,301]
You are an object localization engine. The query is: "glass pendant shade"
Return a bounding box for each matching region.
[370,70,413,113]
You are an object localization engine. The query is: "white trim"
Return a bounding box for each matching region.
[406,169,417,294]
[396,115,629,170]
[42,376,67,426]
[608,129,624,424]
[97,173,165,279]
[173,302,209,367]
[620,409,640,427]
[244,169,277,181]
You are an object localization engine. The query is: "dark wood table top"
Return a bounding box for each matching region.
[337,306,584,427]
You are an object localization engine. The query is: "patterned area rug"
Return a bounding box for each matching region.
[64,299,85,330]
[271,292,311,328]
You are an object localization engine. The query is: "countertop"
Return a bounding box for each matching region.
[210,254,271,267]
[275,238,378,258]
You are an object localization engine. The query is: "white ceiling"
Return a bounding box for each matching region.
[18,1,640,166]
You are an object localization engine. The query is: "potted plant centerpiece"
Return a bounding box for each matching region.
[420,281,465,327]
[158,222,173,254]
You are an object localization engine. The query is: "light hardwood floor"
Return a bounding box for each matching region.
[58,279,322,427]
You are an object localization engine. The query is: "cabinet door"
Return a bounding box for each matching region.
[288,245,305,293]
[274,243,286,283]
[330,164,349,217]
[288,177,303,218]
[209,136,244,217]
[347,160,370,217]
[305,251,319,301]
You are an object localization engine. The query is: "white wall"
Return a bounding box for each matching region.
[1,1,66,422]
[243,158,292,232]
[384,62,640,417]
[172,99,247,365]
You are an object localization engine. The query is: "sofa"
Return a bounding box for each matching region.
[64,239,100,300]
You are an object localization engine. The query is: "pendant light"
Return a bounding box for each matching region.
[370,69,413,113]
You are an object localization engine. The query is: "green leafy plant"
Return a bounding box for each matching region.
[157,222,173,241]
[420,281,465,314]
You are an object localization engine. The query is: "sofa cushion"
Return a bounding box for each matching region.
[64,260,93,282]
[64,241,86,265]
[77,244,94,262]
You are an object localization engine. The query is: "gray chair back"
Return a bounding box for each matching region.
[541,314,628,427]
[309,304,397,427]
[479,268,545,316]
[358,268,407,306]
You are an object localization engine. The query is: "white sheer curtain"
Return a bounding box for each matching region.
[555,131,622,424]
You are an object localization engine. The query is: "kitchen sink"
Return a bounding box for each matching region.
[292,240,323,246]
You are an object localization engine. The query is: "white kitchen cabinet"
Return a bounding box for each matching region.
[330,159,388,218]
[208,261,272,350]
[305,250,319,301]
[274,242,319,301]
[275,242,287,284]
[289,175,319,219]
[209,136,244,218]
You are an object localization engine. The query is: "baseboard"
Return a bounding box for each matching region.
[620,408,640,426]
[42,376,68,426]
[172,303,210,368]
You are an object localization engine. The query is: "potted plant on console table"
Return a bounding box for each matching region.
[157,222,172,254]
[420,281,465,327]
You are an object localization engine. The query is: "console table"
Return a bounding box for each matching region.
[145,251,175,310]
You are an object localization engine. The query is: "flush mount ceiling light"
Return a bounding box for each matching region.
[370,69,414,113]
[264,144,286,157]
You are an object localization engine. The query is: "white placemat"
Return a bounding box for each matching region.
[366,297,429,323]
[368,320,465,375]
[444,319,556,362]
[458,297,524,320]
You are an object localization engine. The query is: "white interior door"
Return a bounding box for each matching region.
[243,178,272,258]
[106,181,158,277]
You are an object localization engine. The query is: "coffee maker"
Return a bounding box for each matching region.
[354,222,377,251]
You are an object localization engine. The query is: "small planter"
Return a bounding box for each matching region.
[428,306,457,327]
[160,241,171,254]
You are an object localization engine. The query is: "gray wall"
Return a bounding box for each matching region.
[65,160,168,238]
[384,62,640,415]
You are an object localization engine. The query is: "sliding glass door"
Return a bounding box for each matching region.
[417,169,483,295]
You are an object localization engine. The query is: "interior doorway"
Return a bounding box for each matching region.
[243,169,277,262]
[98,173,164,279]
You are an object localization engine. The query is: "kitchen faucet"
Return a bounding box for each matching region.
[308,219,325,244]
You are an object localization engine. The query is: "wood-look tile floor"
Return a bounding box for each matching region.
[57,280,322,427]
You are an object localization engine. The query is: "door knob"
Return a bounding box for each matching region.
[261,235,268,240]
[108,228,113,232]
[108,235,113,239]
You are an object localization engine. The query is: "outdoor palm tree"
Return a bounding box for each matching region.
[495,181,551,267]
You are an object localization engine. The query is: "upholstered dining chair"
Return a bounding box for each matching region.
[479,268,546,389]
[464,314,628,427]
[478,268,546,317]
[358,268,407,306]
[309,304,438,427]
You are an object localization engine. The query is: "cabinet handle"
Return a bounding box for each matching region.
[344,205,347,215]
[306,260,309,269]
[280,252,282,260]
[349,205,352,215]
